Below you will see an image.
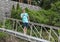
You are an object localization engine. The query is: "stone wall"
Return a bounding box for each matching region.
[0,0,41,21]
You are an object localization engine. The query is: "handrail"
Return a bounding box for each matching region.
[6,18,60,30]
[0,28,50,42]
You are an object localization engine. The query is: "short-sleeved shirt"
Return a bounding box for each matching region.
[21,13,28,23]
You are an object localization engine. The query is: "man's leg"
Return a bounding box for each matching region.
[23,26,27,34]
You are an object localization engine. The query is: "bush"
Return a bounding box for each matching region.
[0,32,8,38]
[11,3,22,19]
[11,2,60,27]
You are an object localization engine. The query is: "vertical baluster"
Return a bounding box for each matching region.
[50,28,55,42]
[14,20,18,36]
[13,20,15,30]
[15,20,18,31]
[13,20,16,31]
[30,24,33,36]
[2,17,6,32]
[2,17,6,28]
[40,26,42,39]
[58,37,60,42]
[58,29,60,42]
[49,27,51,41]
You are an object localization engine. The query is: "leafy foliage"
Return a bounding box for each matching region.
[11,2,60,27]
[0,32,8,38]
[11,3,22,19]
[40,0,60,9]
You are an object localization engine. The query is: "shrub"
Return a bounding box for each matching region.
[11,3,60,27]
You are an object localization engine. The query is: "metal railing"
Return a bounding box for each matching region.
[1,17,60,42]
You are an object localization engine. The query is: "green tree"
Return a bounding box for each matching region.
[40,0,60,9]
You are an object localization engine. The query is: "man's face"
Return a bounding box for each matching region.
[24,10,25,13]
[23,9,25,13]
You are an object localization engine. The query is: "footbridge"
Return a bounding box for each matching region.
[0,17,60,42]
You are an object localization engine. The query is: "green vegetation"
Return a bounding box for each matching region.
[10,2,60,42]
[0,32,6,38]
[0,22,2,27]
[40,0,59,9]
[0,0,60,42]
[11,2,60,27]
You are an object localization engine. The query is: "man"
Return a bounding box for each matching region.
[20,8,29,34]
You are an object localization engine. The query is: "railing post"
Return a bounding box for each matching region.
[2,17,6,28]
[58,36,60,42]
[40,26,42,39]
[13,20,17,31]
[13,20,15,30]
[30,24,33,36]
[15,20,18,31]
[58,29,60,42]
[49,27,51,41]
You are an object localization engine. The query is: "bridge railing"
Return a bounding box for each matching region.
[1,17,60,42]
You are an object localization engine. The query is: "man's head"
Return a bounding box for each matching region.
[22,8,25,13]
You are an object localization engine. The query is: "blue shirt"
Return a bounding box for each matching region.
[21,13,29,23]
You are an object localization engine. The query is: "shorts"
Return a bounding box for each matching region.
[23,23,28,28]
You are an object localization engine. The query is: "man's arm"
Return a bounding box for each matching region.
[21,14,22,18]
[27,13,30,22]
